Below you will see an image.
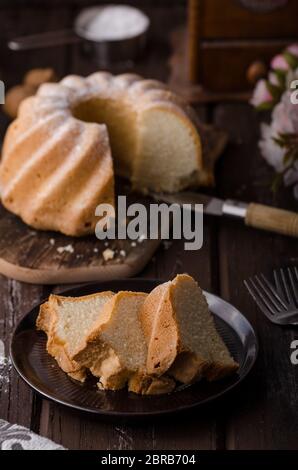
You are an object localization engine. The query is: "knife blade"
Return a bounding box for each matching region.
[151,191,298,238]
[151,191,248,218]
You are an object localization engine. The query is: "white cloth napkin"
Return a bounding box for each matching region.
[0,419,65,450]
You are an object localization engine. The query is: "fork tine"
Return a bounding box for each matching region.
[294,266,298,284]
[257,274,288,311]
[288,267,298,307]
[253,275,281,314]
[280,268,295,307]
[261,273,288,309]
[244,278,277,318]
[274,269,290,304]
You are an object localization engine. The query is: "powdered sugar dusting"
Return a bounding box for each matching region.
[83,5,149,41]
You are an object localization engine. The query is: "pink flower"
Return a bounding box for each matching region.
[271,54,289,71]
[273,91,298,134]
[287,44,298,57]
[250,79,273,108]
[259,91,298,199]
[259,123,285,172]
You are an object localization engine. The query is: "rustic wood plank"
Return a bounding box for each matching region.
[0,2,71,437]
[0,201,162,285]
[0,277,50,427]
[214,103,298,450]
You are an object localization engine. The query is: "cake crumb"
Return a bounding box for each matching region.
[49,238,55,246]
[119,250,126,257]
[104,241,109,247]
[131,241,137,247]
[57,244,74,254]
[102,248,115,261]
[94,247,99,253]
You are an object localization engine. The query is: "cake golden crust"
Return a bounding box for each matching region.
[140,282,179,376]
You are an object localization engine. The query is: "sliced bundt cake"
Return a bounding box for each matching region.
[0,72,209,236]
[73,291,175,394]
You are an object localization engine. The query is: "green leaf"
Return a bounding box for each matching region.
[266,81,283,101]
[273,136,287,147]
[271,173,283,194]
[279,132,297,140]
[291,149,298,161]
[273,69,286,88]
[256,101,275,112]
[283,149,295,165]
[284,51,298,70]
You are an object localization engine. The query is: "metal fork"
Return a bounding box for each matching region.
[244,267,298,326]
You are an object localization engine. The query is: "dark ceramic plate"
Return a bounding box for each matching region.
[10,279,258,418]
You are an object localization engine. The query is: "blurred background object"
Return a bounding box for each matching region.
[4,68,57,118]
[0,1,183,91]
[8,5,150,68]
[170,0,298,101]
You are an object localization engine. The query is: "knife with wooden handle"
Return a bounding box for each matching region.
[151,192,298,238]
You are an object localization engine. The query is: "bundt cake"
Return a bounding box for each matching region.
[0,72,206,236]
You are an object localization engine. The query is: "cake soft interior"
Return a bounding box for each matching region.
[171,276,234,367]
[72,98,200,193]
[54,293,113,358]
[100,292,148,372]
[72,98,138,178]
[134,107,200,193]
[171,277,212,362]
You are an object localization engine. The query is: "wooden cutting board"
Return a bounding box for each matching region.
[0,125,227,284]
[0,195,161,285]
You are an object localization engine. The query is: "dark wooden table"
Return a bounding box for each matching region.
[0,2,297,450]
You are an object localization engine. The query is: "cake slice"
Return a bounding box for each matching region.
[141,274,238,383]
[36,291,114,382]
[73,291,175,394]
